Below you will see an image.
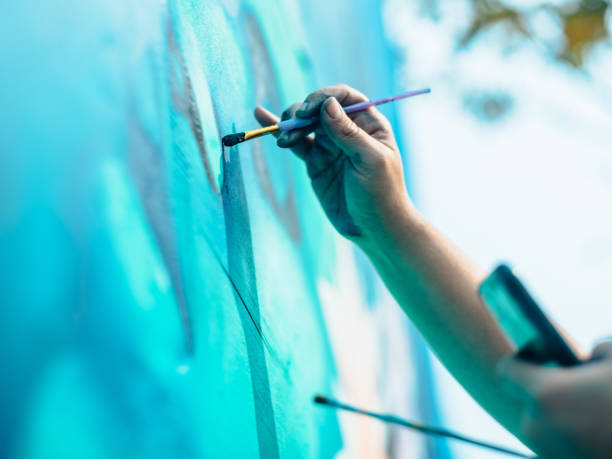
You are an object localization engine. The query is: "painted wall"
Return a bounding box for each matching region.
[1,1,443,457]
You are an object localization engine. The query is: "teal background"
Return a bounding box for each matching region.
[0,1,445,457]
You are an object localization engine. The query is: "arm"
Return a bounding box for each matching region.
[256,84,612,458]
[255,84,524,439]
[360,211,524,437]
[499,343,612,458]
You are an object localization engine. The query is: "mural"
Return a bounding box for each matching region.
[0,0,446,457]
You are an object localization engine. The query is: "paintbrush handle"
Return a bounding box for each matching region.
[277,88,430,132]
[278,116,317,131]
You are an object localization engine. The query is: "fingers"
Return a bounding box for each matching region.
[256,84,396,167]
[294,84,391,140]
[254,106,280,129]
[313,104,395,149]
[278,102,315,148]
[254,106,312,160]
[350,108,390,134]
[296,84,368,119]
[319,97,389,165]
[306,134,343,180]
[350,107,396,149]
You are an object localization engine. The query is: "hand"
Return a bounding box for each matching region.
[498,342,612,458]
[254,84,416,243]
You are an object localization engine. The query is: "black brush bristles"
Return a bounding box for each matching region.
[222,132,246,147]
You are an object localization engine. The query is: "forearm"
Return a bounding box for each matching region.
[359,208,525,439]
[268,82,530,443]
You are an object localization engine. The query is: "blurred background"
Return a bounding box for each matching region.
[382,0,612,457]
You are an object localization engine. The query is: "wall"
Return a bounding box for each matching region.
[0,1,443,457]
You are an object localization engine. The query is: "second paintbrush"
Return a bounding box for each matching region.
[221,88,431,147]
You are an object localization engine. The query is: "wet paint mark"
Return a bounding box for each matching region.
[222,141,280,459]
[213,106,229,187]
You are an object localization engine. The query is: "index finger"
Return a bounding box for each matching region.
[254,106,312,160]
[296,84,368,118]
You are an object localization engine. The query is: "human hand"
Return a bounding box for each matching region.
[254,84,416,243]
[498,342,612,458]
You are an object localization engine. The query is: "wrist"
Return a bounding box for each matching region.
[357,198,427,263]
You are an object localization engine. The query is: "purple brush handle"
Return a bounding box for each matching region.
[277,88,430,132]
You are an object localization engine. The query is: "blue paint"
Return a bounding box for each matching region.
[222,144,280,458]
[0,1,447,457]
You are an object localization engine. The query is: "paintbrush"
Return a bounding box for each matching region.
[222,88,431,147]
[313,395,535,458]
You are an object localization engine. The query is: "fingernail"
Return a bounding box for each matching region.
[324,97,342,120]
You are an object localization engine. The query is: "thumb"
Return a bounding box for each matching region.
[320,97,383,164]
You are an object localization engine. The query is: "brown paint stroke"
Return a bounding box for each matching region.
[167,19,221,195]
[124,18,215,354]
[245,14,301,243]
[128,110,194,353]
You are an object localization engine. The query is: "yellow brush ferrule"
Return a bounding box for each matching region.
[243,124,279,141]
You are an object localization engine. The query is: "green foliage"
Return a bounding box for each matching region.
[456,0,610,67]
[460,0,531,47]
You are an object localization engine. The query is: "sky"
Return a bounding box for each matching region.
[383,0,612,457]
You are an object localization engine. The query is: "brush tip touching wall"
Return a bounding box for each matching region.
[222,132,246,147]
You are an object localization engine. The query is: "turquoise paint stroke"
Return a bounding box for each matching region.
[0,0,447,458]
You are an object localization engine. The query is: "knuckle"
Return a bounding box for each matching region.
[355,144,388,171]
[320,84,350,102]
[369,150,390,170]
[307,90,325,102]
[288,103,301,116]
[339,119,360,138]
[303,93,326,112]
[368,108,392,130]
[281,107,293,120]
[336,83,353,100]
[379,116,392,132]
